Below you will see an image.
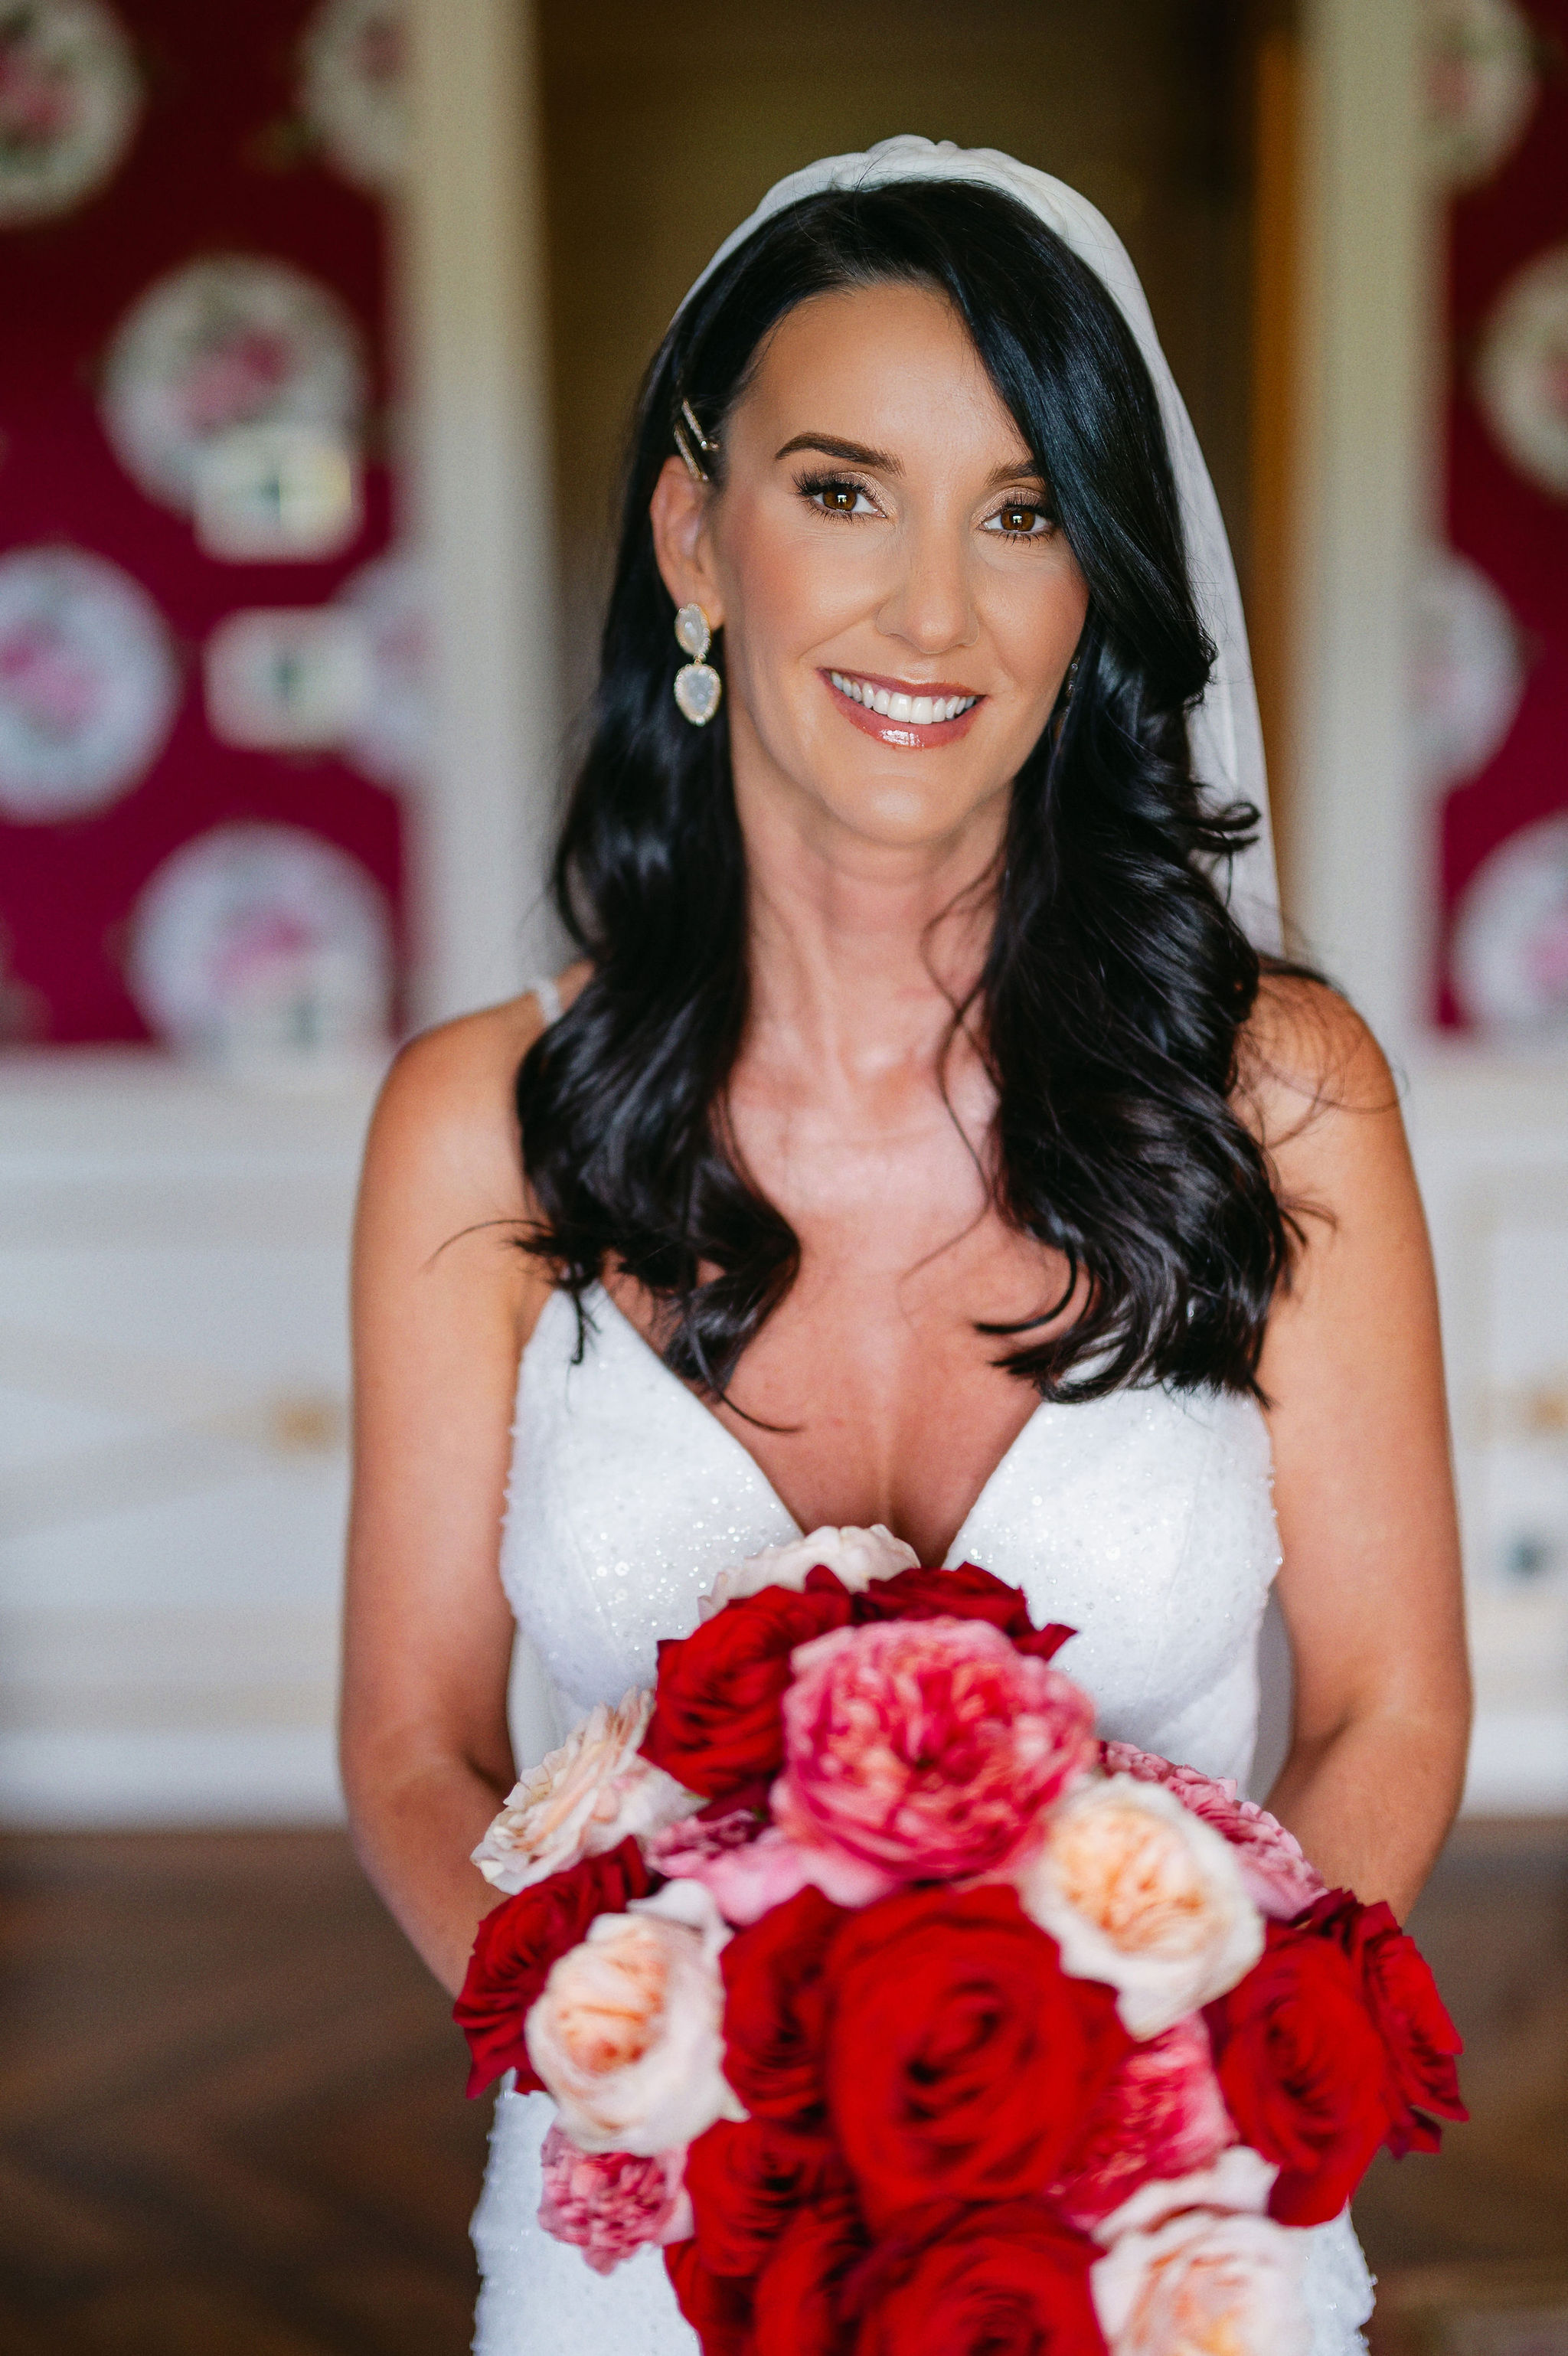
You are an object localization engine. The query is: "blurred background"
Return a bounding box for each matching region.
[1,1,1565,2350]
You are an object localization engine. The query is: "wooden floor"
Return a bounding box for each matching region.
[0,1831,488,2356]
[0,1818,1563,2354]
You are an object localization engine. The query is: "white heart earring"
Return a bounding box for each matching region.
[673,603,722,727]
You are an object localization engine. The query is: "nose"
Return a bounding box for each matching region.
[874,511,979,658]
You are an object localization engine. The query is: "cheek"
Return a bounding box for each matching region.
[983,561,1090,705]
[712,502,867,683]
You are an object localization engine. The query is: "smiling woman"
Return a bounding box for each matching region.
[523,178,1265,1410]
[341,142,1468,2356]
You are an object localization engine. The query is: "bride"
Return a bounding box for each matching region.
[340,140,1470,2353]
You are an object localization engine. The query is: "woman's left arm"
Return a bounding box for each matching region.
[1252,984,1471,1920]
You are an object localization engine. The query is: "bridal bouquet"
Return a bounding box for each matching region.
[456,1529,1464,2356]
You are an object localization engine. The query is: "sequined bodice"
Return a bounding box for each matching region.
[498,1279,1281,1789]
[481,1281,1376,2356]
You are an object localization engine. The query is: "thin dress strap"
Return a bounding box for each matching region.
[528,972,564,1027]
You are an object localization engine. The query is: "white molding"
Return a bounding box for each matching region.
[399,0,561,1024]
[1292,0,1433,1056]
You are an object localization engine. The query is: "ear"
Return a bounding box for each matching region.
[648,455,725,628]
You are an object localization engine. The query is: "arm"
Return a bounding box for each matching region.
[340,998,552,1995]
[1251,984,1471,1921]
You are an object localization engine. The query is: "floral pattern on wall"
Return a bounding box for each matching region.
[0,0,407,1051]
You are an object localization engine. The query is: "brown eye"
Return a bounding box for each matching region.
[1004,505,1039,533]
[822,482,858,511]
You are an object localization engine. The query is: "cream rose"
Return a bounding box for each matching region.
[1091,2198,1310,2356]
[471,1688,701,1895]
[697,1523,918,1619]
[1013,1773,1264,2039]
[524,1879,747,2155]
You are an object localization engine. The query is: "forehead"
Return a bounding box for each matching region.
[733,281,1032,460]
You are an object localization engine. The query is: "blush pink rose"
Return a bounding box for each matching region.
[771,1617,1096,1884]
[1052,2013,1237,2233]
[537,2123,694,2273]
[1101,1742,1326,1921]
[472,1689,701,1897]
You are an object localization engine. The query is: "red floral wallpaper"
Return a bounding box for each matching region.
[1437,0,1568,1031]
[0,0,403,1049]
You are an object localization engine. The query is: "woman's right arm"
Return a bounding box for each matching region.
[341,1000,551,1995]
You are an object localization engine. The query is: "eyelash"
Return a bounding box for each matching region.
[792,469,1057,541]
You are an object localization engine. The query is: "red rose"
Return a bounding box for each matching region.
[721,1885,848,2131]
[851,2201,1105,2356]
[642,1578,855,1799]
[751,2178,869,2356]
[851,1560,1075,1662]
[685,2116,838,2279]
[824,1884,1130,2230]
[452,1838,652,2096]
[664,2238,754,2356]
[1298,1890,1466,2155]
[1205,1917,1390,2224]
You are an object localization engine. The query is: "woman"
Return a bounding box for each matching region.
[341,141,1469,2353]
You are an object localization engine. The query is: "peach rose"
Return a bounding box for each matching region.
[1091,2159,1309,2356]
[698,1524,919,1620]
[524,1879,747,2155]
[1100,1741,1327,1920]
[472,1688,701,1896]
[1014,1775,1263,2039]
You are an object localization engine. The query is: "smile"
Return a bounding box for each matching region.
[828,671,978,723]
[822,668,984,748]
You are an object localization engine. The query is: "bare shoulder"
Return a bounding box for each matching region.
[357,968,587,1274]
[1238,970,1412,1225]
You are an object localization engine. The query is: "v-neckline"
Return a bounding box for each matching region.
[580,1279,1055,1568]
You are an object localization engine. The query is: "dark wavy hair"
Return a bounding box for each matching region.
[515,177,1295,1403]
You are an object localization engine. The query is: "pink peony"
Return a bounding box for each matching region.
[537,2123,693,2273]
[1101,1742,1326,1921]
[1052,2013,1238,2233]
[645,1812,896,1926]
[771,1616,1095,1884]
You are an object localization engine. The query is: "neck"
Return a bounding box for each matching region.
[732,762,1005,1098]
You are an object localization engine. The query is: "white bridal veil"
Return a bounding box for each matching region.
[682,135,1282,953]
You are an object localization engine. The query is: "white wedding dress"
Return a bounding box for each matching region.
[471,1277,1377,2353]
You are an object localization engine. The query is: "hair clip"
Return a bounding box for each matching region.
[674,395,718,483]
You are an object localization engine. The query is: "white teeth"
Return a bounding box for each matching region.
[832,672,978,721]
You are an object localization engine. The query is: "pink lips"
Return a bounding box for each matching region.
[820,668,984,751]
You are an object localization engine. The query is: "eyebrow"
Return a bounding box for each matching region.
[773,431,1045,492]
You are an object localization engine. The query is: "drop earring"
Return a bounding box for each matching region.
[673,603,722,727]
